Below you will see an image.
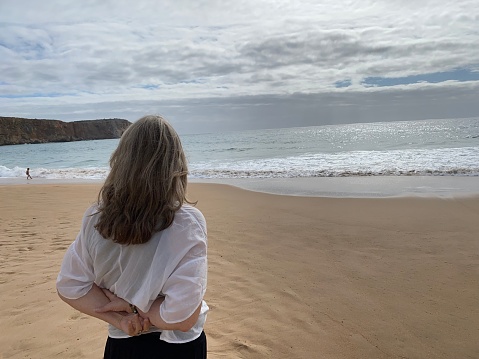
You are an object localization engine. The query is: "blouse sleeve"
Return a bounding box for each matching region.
[56,208,95,299]
[159,210,207,323]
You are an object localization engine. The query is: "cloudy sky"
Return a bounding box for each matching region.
[1,0,478,133]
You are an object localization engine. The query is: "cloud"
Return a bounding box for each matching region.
[0,0,478,132]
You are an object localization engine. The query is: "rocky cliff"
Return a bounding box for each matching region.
[0,117,131,146]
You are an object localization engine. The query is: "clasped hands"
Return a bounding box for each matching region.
[95,288,150,337]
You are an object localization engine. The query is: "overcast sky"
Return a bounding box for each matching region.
[1,0,478,134]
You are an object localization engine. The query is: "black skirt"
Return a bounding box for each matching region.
[103,331,207,359]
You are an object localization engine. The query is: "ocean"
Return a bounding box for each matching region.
[1,117,479,196]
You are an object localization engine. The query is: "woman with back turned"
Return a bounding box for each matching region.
[56,115,208,358]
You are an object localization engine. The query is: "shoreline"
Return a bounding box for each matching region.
[1,175,478,198]
[192,176,479,198]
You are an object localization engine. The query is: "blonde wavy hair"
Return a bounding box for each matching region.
[95,115,192,245]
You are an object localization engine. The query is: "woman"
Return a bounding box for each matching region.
[56,115,208,358]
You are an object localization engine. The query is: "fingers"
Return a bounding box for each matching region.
[128,314,145,336]
[126,316,150,335]
[95,301,120,313]
[127,317,136,336]
[101,288,117,300]
[117,312,150,336]
[141,317,151,332]
[95,299,131,313]
[94,303,111,313]
[118,313,143,336]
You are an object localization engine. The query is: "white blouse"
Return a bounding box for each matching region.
[56,204,208,343]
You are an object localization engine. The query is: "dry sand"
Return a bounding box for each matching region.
[0,183,478,358]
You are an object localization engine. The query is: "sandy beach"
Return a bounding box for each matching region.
[1,182,478,358]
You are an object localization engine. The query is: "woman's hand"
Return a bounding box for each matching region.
[58,284,150,337]
[95,288,151,335]
[95,288,134,314]
[118,313,151,336]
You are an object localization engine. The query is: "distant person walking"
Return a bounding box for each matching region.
[26,168,32,180]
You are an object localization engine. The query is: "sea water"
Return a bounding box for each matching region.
[1,117,478,181]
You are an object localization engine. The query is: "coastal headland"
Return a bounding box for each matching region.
[0,117,131,146]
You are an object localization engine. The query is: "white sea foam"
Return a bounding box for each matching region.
[189,147,479,178]
[0,165,26,178]
[0,165,109,179]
